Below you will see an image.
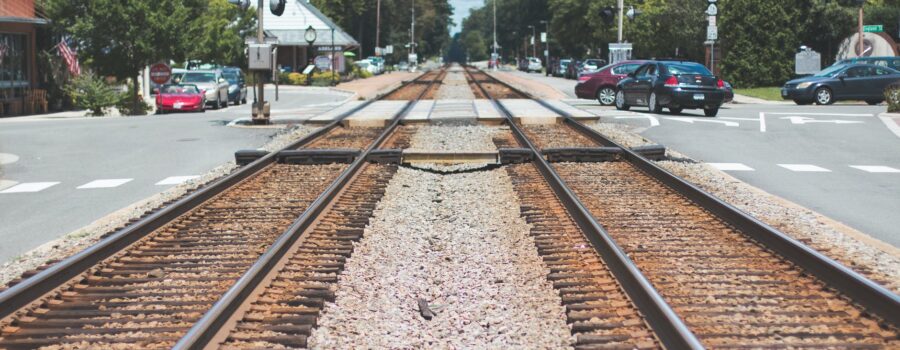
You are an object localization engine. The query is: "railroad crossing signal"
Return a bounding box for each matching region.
[599,6,616,25]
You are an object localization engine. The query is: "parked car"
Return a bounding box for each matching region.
[398,61,410,72]
[155,84,205,113]
[554,59,572,77]
[222,67,247,105]
[723,80,734,103]
[834,56,900,71]
[575,60,646,105]
[782,63,900,105]
[580,59,607,74]
[526,57,542,72]
[565,60,582,79]
[367,56,385,74]
[616,60,727,116]
[180,69,229,109]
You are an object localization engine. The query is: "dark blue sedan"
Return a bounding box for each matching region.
[616,60,727,116]
[782,64,900,105]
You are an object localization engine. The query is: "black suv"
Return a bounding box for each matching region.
[615,60,726,116]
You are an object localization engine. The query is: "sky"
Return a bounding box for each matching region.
[450,0,484,34]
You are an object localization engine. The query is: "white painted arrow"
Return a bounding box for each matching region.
[780,116,864,125]
[664,117,739,127]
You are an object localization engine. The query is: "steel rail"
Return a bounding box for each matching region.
[0,70,434,323]
[465,66,705,349]
[486,68,900,327]
[172,66,447,350]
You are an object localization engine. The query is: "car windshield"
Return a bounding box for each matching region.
[223,72,239,83]
[162,84,199,94]
[814,64,846,77]
[665,63,712,75]
[182,72,216,83]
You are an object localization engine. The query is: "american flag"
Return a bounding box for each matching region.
[58,38,81,76]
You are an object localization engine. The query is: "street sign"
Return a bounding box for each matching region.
[385,45,394,54]
[149,63,171,85]
[706,4,718,16]
[706,25,718,41]
[314,56,331,70]
[863,25,883,33]
[708,16,716,26]
[795,49,821,75]
[541,32,547,43]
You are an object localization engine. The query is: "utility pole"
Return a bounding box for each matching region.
[528,25,536,57]
[617,0,624,43]
[492,0,497,69]
[376,0,381,52]
[858,5,864,56]
[255,0,265,123]
[411,0,416,64]
[541,20,549,76]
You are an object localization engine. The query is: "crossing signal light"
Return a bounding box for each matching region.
[599,6,615,25]
[270,0,286,16]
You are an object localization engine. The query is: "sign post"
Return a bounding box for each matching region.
[705,0,718,74]
[863,25,883,32]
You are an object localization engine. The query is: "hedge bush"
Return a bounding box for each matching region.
[886,83,900,113]
[66,73,119,116]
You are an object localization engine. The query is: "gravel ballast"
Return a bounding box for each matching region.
[408,125,509,153]
[436,66,476,100]
[309,167,573,349]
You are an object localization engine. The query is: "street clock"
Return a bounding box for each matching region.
[305,25,317,46]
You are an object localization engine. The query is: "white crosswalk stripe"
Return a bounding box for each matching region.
[77,178,133,189]
[849,165,900,173]
[0,182,60,194]
[707,163,755,171]
[777,164,831,172]
[155,175,200,185]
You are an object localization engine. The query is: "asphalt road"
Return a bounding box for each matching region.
[574,101,900,247]
[0,87,349,263]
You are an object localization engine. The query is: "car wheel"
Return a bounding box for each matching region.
[866,100,882,105]
[220,94,227,108]
[597,87,616,106]
[793,99,813,105]
[669,107,683,114]
[241,97,247,104]
[212,97,220,110]
[615,90,630,111]
[704,107,719,117]
[814,87,833,105]
[649,92,663,113]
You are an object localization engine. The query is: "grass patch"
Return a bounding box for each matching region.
[734,87,783,101]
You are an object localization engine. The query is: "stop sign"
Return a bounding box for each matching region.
[149,63,172,84]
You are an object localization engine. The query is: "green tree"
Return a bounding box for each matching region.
[719,0,803,87]
[42,0,204,113]
[187,0,257,68]
[463,30,490,61]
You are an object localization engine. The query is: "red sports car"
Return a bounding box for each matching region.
[575,60,647,105]
[156,84,205,113]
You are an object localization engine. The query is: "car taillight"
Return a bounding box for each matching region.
[664,76,679,87]
[717,79,725,89]
[578,75,591,83]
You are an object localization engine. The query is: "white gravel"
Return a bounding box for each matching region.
[309,167,573,349]
[0,124,322,287]
[585,120,900,292]
[436,65,476,100]
[408,125,507,153]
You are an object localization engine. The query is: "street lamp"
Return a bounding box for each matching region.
[305,25,316,86]
[540,20,549,76]
[527,25,536,58]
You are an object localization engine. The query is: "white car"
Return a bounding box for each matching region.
[367,56,385,74]
[527,57,542,72]
[355,60,380,75]
[180,70,229,109]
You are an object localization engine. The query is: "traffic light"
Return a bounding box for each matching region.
[626,6,642,21]
[227,0,250,11]
[270,0,286,16]
[599,6,615,25]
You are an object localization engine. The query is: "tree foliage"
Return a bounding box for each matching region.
[186,0,257,69]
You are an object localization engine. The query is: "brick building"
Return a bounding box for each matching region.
[0,0,46,116]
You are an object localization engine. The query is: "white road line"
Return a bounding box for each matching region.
[849,165,900,173]
[778,164,831,172]
[764,112,874,117]
[77,178,133,189]
[0,182,60,194]
[665,117,739,127]
[155,175,200,185]
[759,112,766,132]
[707,163,755,171]
[614,115,660,126]
[878,115,900,139]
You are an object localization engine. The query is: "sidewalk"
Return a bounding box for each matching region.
[336,72,420,100]
[485,70,568,99]
[732,93,792,105]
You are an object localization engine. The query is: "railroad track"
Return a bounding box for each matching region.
[1,64,896,349]
[465,66,900,348]
[0,67,446,350]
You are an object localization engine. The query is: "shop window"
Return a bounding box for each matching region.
[0,33,28,97]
